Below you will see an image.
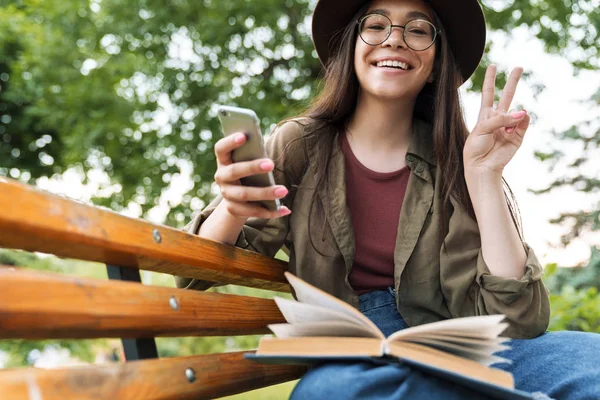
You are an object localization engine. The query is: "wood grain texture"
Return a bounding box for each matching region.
[0,266,286,339]
[0,178,290,291]
[0,351,306,400]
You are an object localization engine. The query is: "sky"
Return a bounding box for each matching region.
[33,26,600,269]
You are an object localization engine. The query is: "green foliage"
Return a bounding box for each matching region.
[0,339,99,369]
[544,258,600,334]
[482,0,599,72]
[1,0,319,226]
[483,2,600,294]
[2,0,570,226]
[544,246,600,292]
[548,286,600,333]
[221,380,298,400]
[0,249,108,278]
[480,1,600,245]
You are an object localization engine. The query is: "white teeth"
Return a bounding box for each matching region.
[376,60,409,70]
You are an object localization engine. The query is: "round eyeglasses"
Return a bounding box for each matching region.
[357,14,440,51]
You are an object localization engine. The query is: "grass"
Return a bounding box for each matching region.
[220,380,299,400]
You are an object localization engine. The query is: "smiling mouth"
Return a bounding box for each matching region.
[373,60,411,70]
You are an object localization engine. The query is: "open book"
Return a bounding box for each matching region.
[246,272,535,400]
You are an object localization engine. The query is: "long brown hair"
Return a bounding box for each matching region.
[285,3,522,249]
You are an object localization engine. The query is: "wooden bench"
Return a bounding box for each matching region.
[0,177,305,399]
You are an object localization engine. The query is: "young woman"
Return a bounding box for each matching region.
[177,0,600,398]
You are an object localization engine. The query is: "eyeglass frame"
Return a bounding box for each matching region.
[356,13,442,52]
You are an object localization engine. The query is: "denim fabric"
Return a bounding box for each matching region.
[290,288,600,400]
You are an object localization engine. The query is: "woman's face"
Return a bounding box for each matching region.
[354,0,437,102]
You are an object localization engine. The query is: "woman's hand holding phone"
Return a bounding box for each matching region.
[213,132,292,220]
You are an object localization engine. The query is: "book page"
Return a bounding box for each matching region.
[387,315,508,342]
[284,272,384,339]
[268,321,379,339]
[417,329,511,340]
[409,333,511,350]
[274,297,379,332]
[397,337,510,366]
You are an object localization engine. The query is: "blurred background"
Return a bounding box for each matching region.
[0,0,598,398]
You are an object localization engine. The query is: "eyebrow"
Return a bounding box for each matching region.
[369,8,433,22]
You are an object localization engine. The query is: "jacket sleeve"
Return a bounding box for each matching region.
[174,120,308,291]
[440,197,551,339]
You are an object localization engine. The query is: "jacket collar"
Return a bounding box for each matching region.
[407,118,436,167]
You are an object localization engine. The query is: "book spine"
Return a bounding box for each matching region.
[381,340,389,356]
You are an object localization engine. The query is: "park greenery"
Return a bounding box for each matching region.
[1,0,599,397]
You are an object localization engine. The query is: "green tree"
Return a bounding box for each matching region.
[1,0,319,226]
[483,0,599,247]
[544,248,600,293]
[483,0,600,333]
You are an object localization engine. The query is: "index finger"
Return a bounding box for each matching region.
[214,132,246,166]
[496,67,523,113]
[480,65,497,110]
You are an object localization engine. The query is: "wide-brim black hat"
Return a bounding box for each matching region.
[311,0,486,84]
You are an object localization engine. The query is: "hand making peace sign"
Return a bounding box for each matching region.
[463,65,531,175]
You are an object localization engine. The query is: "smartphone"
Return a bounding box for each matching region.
[217,105,281,212]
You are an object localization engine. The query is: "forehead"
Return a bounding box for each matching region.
[365,0,434,21]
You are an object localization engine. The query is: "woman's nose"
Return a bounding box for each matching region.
[383,27,407,49]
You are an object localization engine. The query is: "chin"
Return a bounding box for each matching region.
[367,85,417,102]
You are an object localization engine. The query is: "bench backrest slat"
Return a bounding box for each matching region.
[0,266,286,339]
[0,179,289,292]
[0,351,305,400]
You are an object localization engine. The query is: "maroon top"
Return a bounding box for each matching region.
[341,133,410,294]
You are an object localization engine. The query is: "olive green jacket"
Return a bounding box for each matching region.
[176,119,550,339]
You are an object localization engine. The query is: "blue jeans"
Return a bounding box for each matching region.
[290,287,600,400]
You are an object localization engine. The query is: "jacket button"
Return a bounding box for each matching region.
[406,155,415,164]
[416,164,424,173]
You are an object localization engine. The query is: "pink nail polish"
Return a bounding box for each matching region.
[274,187,288,197]
[260,161,273,171]
[511,111,527,119]
[234,133,245,143]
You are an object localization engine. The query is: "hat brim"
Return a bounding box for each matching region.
[311,0,486,84]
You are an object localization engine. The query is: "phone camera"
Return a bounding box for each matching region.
[220,110,228,117]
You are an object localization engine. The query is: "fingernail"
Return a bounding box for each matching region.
[260,160,273,171]
[280,208,291,216]
[511,110,527,119]
[506,127,514,133]
[274,187,288,197]
[234,133,246,143]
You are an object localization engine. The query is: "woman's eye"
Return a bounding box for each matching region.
[366,24,386,31]
[408,28,427,36]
